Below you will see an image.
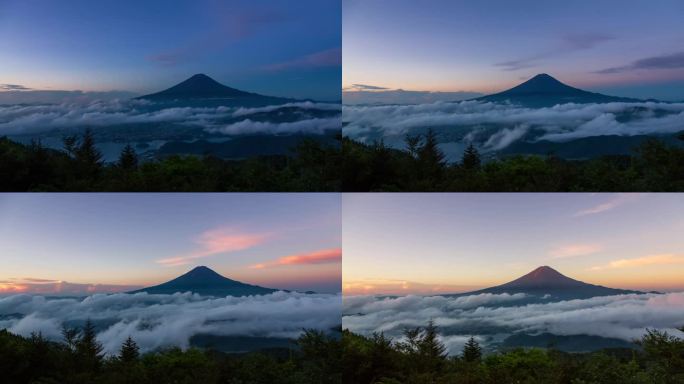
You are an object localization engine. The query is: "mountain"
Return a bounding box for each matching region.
[476,73,642,107]
[449,266,642,300]
[129,266,277,297]
[137,74,294,105]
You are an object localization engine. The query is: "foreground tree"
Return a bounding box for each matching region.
[462,336,482,362]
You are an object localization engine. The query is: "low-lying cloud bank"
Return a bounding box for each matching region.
[343,292,684,354]
[343,101,684,150]
[0,291,341,355]
[0,99,340,136]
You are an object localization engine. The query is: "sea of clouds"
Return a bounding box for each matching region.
[343,292,684,355]
[0,291,341,355]
[343,101,684,151]
[0,100,341,136]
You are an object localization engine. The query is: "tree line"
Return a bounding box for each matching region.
[342,131,684,191]
[0,320,341,384]
[343,320,684,384]
[0,130,341,191]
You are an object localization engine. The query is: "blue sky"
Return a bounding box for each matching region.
[344,0,684,100]
[344,194,684,294]
[0,194,341,293]
[0,0,341,100]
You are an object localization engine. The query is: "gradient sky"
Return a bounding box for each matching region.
[344,194,684,295]
[0,0,341,100]
[0,194,341,294]
[344,0,684,100]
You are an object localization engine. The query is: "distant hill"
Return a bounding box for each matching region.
[137,74,295,105]
[447,266,642,300]
[476,74,643,107]
[130,266,277,297]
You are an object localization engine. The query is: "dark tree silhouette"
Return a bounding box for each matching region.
[119,336,140,363]
[77,319,104,371]
[118,144,139,170]
[462,336,482,362]
[461,143,481,170]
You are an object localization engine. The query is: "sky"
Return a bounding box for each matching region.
[0,0,341,101]
[343,193,684,295]
[343,0,684,101]
[0,193,341,294]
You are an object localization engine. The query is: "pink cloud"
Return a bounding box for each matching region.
[157,227,270,267]
[262,47,341,72]
[249,247,341,269]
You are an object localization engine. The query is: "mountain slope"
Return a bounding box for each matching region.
[130,266,277,297]
[137,74,294,105]
[448,266,641,300]
[476,74,642,107]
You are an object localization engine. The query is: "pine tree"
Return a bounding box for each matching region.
[461,143,481,170]
[417,129,446,182]
[419,319,447,362]
[119,336,140,363]
[76,128,103,168]
[118,144,138,170]
[77,319,104,371]
[462,336,482,362]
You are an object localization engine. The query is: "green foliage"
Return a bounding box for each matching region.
[342,135,684,191]
[0,326,341,384]
[342,323,684,384]
[0,135,341,191]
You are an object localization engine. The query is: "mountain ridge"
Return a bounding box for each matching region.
[446,265,643,300]
[476,73,644,107]
[137,74,295,105]
[129,266,279,297]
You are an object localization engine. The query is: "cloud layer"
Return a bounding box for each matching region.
[343,100,684,150]
[0,291,341,355]
[343,292,684,355]
[0,99,340,136]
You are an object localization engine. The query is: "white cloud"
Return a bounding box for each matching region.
[0,291,341,355]
[343,292,684,355]
[343,100,684,150]
[0,99,339,136]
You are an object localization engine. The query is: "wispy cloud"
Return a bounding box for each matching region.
[573,194,642,217]
[0,84,32,91]
[249,247,341,269]
[0,278,140,295]
[343,278,479,296]
[147,7,287,66]
[550,244,603,259]
[594,51,684,74]
[263,47,341,72]
[344,84,390,91]
[495,33,615,71]
[591,253,684,271]
[157,227,270,267]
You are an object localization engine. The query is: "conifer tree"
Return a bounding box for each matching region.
[462,336,482,362]
[461,143,481,170]
[119,336,140,363]
[118,144,138,170]
[419,319,447,362]
[77,319,104,371]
